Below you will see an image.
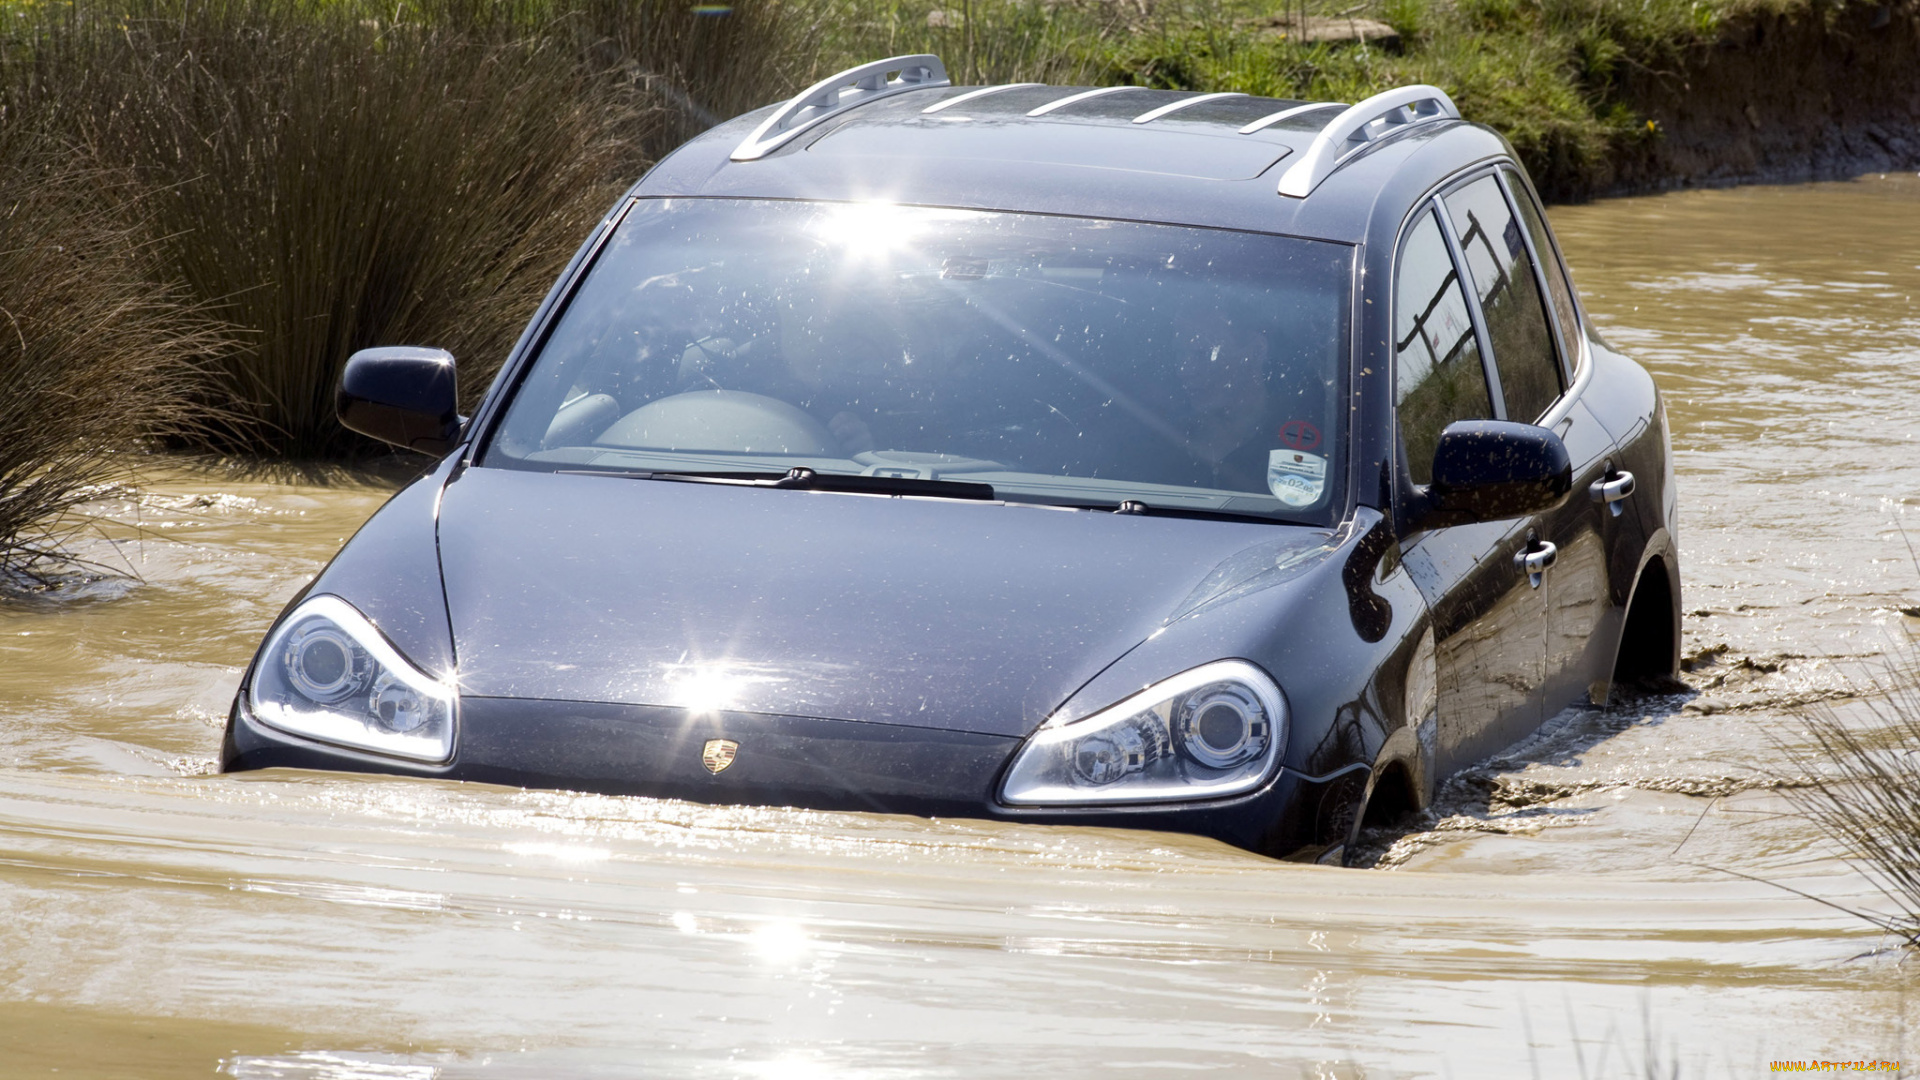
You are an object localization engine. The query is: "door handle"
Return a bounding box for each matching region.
[1589,469,1635,517]
[1514,540,1557,589]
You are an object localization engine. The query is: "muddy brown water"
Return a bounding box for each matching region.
[4,176,1919,1078]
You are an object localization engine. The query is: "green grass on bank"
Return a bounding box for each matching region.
[805,0,1829,199]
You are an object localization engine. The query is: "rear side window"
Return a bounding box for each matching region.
[1394,206,1493,485]
[1444,175,1563,422]
[1502,166,1583,372]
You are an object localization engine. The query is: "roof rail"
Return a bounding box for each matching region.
[1275,84,1459,198]
[731,55,949,162]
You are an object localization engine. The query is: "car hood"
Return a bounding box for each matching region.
[437,468,1336,738]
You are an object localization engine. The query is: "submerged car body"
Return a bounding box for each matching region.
[224,57,1681,862]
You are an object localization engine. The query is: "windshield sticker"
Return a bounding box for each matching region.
[1277,420,1321,451]
[1268,450,1327,507]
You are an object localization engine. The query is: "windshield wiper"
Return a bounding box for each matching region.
[562,466,995,501]
[1096,498,1295,526]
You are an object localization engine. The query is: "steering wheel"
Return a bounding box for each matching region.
[595,390,840,455]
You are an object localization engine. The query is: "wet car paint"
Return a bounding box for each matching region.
[223,489,1423,858]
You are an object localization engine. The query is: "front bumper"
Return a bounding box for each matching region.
[224,695,1349,858]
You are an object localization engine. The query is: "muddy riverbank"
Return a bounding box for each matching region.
[3,175,1919,1076]
[1598,0,1920,196]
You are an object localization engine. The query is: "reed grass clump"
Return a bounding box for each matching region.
[1778,653,1920,947]
[2,0,805,458]
[0,132,219,586]
[6,0,636,456]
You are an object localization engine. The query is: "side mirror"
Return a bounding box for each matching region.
[336,347,466,455]
[1423,419,1571,524]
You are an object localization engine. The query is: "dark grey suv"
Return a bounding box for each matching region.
[223,55,1681,863]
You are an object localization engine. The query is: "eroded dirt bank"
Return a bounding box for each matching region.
[1594,0,1920,196]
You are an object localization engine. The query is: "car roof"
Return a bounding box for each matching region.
[633,70,1516,246]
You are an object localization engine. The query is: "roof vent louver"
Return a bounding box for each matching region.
[1236,101,1345,135]
[732,55,949,162]
[1275,84,1459,198]
[1026,85,1152,117]
[1131,92,1247,124]
[922,83,1042,114]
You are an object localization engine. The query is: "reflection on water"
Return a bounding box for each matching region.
[1553,173,1920,673]
[4,176,1920,1076]
[230,1052,444,1079]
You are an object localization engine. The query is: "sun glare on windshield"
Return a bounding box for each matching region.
[487,199,1353,525]
[807,201,934,260]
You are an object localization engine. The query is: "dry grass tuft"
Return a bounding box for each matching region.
[1777,647,1920,947]
[3,0,807,458]
[0,129,223,588]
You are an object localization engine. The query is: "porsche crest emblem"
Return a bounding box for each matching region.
[701,738,739,775]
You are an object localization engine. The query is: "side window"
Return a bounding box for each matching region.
[1443,175,1563,423]
[1502,166,1583,373]
[1394,206,1493,486]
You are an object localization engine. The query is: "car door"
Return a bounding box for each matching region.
[1391,202,1549,777]
[1441,170,1621,717]
[1504,165,1651,702]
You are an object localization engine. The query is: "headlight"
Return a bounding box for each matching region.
[247,595,456,763]
[999,660,1286,806]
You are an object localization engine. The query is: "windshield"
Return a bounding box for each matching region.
[485,199,1354,523]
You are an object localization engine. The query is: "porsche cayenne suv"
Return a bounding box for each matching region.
[223,55,1681,863]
